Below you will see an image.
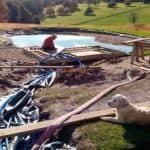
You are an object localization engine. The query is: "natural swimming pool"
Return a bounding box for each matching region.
[10,34,133,53]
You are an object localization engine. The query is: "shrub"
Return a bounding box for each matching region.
[108,0,117,8]
[32,16,41,24]
[144,0,150,3]
[57,6,70,16]
[45,7,56,18]
[84,6,95,16]
[124,0,132,6]
[129,12,138,25]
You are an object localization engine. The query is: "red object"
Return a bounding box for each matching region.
[42,35,57,50]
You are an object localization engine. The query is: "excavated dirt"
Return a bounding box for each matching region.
[0,30,150,149]
[0,40,149,114]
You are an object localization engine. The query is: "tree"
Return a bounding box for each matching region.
[57,6,69,16]
[129,12,138,25]
[7,1,33,23]
[23,0,40,15]
[32,16,41,24]
[6,0,44,23]
[7,1,20,22]
[124,0,132,6]
[84,6,95,16]
[45,7,56,18]
[0,1,8,22]
[144,0,150,3]
[87,0,101,4]
[108,0,117,8]
[70,0,79,11]
[18,3,33,23]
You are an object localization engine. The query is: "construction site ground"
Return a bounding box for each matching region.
[0,32,150,149]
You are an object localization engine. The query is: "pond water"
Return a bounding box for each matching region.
[10,34,133,53]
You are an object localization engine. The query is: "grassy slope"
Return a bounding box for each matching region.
[42,2,150,37]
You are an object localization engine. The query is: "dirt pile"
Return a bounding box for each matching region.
[56,68,106,85]
[55,67,132,86]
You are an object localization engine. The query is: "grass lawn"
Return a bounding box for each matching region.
[79,122,150,150]
[42,2,150,37]
[144,50,150,55]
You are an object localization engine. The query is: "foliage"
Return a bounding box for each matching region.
[144,0,150,3]
[108,0,117,7]
[32,16,41,24]
[63,0,79,12]
[87,0,101,4]
[57,6,70,16]
[129,12,138,25]
[45,7,56,18]
[0,1,8,22]
[84,6,95,16]
[124,0,132,6]
[22,0,40,15]
[6,0,44,23]
[6,1,33,23]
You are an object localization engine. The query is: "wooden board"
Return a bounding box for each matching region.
[123,38,150,44]
[23,46,126,64]
[0,65,104,69]
[0,101,150,139]
[0,65,75,69]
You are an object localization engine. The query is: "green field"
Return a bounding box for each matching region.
[42,2,150,37]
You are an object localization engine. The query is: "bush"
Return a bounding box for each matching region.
[32,16,41,24]
[144,0,150,3]
[124,0,132,6]
[84,6,95,16]
[129,12,138,25]
[108,0,117,8]
[45,7,56,18]
[57,6,70,16]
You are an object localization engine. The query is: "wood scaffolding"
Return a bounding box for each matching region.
[123,38,150,64]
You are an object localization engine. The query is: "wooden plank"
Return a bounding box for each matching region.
[0,109,114,139]
[123,38,149,44]
[64,46,105,53]
[0,65,75,69]
[23,47,126,65]
[0,65,103,69]
[132,65,150,72]
[0,101,150,139]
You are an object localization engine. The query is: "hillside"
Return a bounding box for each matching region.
[43,2,150,37]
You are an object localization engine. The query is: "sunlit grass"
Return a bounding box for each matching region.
[42,2,150,37]
[79,122,150,150]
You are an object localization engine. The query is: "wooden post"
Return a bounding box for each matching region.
[140,42,144,60]
[131,41,145,64]
[135,42,139,62]
[131,44,136,64]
